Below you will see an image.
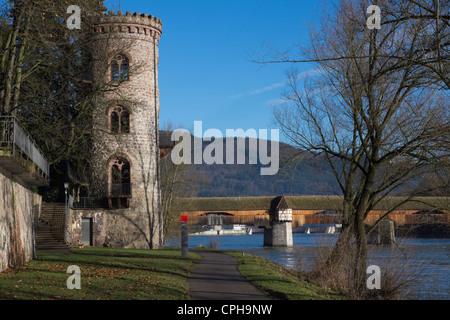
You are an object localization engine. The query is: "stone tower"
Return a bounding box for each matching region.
[89,11,163,249]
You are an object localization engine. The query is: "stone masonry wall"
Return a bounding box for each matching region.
[0,164,41,272]
[67,208,157,249]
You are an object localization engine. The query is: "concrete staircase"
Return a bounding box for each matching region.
[36,203,70,252]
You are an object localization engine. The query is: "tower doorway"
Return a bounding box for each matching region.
[81,218,92,246]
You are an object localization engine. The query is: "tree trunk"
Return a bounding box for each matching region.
[2,5,24,115]
[325,169,357,268]
[352,211,368,298]
[325,205,353,268]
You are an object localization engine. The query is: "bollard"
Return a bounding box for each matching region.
[181,216,188,258]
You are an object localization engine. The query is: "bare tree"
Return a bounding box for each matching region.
[0,1,142,197]
[258,0,449,89]
[160,156,192,242]
[159,125,210,243]
[267,0,449,297]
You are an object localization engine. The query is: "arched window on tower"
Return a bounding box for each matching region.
[109,106,130,133]
[111,157,131,195]
[108,157,131,209]
[110,55,129,81]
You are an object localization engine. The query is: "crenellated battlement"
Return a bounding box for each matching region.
[94,11,162,40]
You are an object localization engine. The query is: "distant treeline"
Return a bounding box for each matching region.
[174,137,448,198]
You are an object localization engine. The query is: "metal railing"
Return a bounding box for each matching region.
[71,183,132,209]
[72,197,108,209]
[0,116,50,179]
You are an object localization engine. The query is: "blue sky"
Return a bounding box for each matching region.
[105,0,328,140]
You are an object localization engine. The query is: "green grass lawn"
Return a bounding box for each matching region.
[0,247,343,300]
[0,247,201,300]
[225,251,343,300]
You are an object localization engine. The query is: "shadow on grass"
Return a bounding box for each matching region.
[35,248,198,279]
[1,247,200,300]
[62,246,198,260]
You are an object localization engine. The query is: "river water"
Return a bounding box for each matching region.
[174,233,449,300]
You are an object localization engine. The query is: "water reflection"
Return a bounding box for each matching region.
[175,233,449,300]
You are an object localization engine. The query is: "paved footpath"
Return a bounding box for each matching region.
[188,250,272,300]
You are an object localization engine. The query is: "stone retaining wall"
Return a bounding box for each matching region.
[0,164,41,272]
